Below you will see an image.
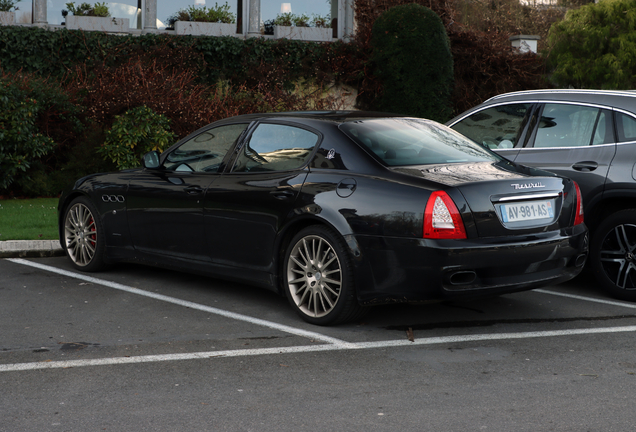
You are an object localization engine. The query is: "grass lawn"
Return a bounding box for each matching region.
[0,198,59,241]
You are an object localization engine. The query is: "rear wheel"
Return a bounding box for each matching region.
[590,209,636,301]
[63,196,106,272]
[283,226,365,325]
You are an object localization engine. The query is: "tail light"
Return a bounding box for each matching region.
[573,181,584,226]
[424,191,467,239]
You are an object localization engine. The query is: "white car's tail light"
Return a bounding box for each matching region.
[424,191,467,239]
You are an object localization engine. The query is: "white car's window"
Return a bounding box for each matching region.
[450,104,531,149]
[232,124,319,172]
[616,112,636,142]
[164,124,248,172]
[534,104,609,147]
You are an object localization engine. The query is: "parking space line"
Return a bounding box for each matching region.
[6,258,354,348]
[3,325,636,373]
[534,289,636,309]
[8,258,636,374]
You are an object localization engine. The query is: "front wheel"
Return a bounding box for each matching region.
[283,226,365,326]
[63,196,106,272]
[590,209,636,301]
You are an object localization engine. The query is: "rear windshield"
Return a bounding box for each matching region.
[340,118,502,166]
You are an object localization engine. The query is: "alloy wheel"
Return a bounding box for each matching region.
[64,202,98,267]
[599,223,636,290]
[286,234,343,318]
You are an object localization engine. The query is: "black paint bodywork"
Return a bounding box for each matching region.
[59,112,588,305]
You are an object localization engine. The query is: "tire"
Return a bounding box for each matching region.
[590,209,636,301]
[62,196,106,272]
[283,225,365,326]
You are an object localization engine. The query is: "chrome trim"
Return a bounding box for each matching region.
[513,142,615,151]
[448,100,617,127]
[485,89,636,104]
[496,192,560,202]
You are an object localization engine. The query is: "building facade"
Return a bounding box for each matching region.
[17,0,355,40]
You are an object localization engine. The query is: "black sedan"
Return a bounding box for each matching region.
[58,112,588,325]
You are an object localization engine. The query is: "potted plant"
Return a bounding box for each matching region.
[170,2,236,36]
[0,0,17,26]
[63,2,129,33]
[272,13,332,42]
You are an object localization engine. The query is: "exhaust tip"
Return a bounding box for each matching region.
[575,254,587,267]
[449,271,477,286]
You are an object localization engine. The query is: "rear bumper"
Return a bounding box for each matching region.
[350,224,588,305]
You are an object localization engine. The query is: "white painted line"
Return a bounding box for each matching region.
[3,325,636,373]
[6,258,353,348]
[534,289,636,309]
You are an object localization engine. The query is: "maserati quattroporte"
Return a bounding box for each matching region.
[58,112,588,325]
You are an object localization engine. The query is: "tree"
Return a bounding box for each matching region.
[546,0,636,89]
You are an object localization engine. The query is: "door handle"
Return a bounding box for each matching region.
[184,185,204,195]
[572,161,598,172]
[271,190,295,200]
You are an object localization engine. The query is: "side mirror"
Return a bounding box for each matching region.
[142,151,161,169]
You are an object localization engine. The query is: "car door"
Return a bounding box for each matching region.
[449,102,534,161]
[126,123,249,261]
[513,103,617,206]
[203,122,320,274]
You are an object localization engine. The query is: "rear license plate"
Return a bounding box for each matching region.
[500,200,554,223]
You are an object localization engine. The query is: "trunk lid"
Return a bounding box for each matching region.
[392,161,572,238]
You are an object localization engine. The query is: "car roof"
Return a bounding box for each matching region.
[481,89,636,112]
[217,110,403,125]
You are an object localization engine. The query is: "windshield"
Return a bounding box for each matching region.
[340,118,502,166]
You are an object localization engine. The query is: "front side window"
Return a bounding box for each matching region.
[534,104,611,148]
[341,118,502,167]
[451,104,531,150]
[164,123,248,172]
[231,123,319,172]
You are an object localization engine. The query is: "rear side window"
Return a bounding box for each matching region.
[616,112,636,142]
[534,104,612,148]
[340,118,501,166]
[450,103,531,149]
[232,123,319,172]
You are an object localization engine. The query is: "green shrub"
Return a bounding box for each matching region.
[0,75,75,193]
[273,13,310,27]
[371,3,453,121]
[65,2,110,17]
[0,72,84,196]
[0,95,55,191]
[99,106,176,170]
[0,0,17,12]
[546,0,636,89]
[370,4,453,122]
[169,3,235,25]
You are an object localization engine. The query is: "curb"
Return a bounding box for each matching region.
[0,240,65,258]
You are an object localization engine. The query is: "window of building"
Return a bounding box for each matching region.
[14,0,32,23]
[157,0,240,30]
[47,0,141,28]
[261,0,336,28]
